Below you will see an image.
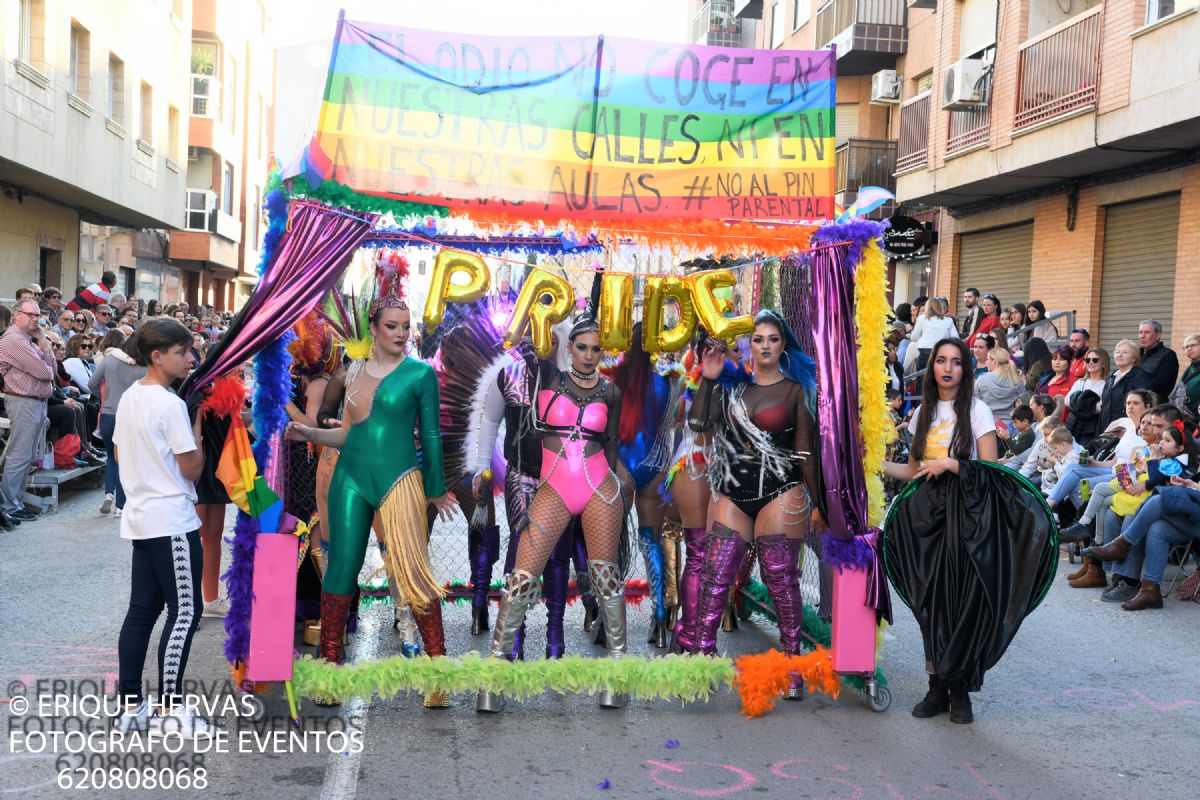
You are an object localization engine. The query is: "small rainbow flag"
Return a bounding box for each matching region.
[216,415,278,518]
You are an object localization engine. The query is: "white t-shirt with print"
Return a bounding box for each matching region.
[908,397,996,459]
[113,381,202,540]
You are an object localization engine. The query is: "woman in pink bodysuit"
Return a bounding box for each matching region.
[477,316,626,712]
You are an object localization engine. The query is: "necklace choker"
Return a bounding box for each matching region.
[568,365,597,381]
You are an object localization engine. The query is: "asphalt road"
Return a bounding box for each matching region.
[2,483,1197,799]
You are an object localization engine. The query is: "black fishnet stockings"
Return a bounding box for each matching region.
[514,475,622,576]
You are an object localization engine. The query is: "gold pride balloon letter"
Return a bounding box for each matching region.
[503,268,573,359]
[643,276,696,353]
[598,273,635,352]
[423,251,491,329]
[690,269,754,345]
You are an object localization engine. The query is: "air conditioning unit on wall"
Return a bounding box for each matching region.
[942,58,987,110]
[871,70,901,104]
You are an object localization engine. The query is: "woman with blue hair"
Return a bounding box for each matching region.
[680,310,824,700]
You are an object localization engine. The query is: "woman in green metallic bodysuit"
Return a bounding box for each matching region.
[287,303,458,705]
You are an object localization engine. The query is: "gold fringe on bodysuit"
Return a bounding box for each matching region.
[377,469,445,614]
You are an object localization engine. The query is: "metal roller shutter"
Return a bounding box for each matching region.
[1098,194,1180,352]
[954,223,1033,317]
[835,104,859,144]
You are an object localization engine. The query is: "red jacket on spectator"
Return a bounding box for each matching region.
[66,281,112,312]
[967,315,1003,348]
[1069,357,1086,381]
[1044,372,1075,400]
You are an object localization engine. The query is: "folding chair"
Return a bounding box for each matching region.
[1164,538,1197,598]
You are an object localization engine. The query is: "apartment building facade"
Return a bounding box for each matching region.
[741,0,1198,361]
[737,0,923,297]
[169,0,272,312]
[892,0,1199,356]
[0,0,189,300]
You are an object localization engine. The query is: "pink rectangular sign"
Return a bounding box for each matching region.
[831,561,876,674]
[246,533,299,682]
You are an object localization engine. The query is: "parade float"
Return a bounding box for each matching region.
[178,13,896,720]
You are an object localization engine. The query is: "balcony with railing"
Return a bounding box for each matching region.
[947,103,991,154]
[815,0,907,75]
[895,92,930,172]
[1014,6,1102,130]
[691,1,743,47]
[836,138,897,219]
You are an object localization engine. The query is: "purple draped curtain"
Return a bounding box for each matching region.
[810,242,869,544]
[182,200,377,400]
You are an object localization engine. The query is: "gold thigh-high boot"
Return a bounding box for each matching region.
[475,570,540,713]
[589,559,629,709]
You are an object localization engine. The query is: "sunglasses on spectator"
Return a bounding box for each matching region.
[46,293,61,299]
[79,344,94,350]
[74,317,87,323]
[983,294,999,302]
[97,311,112,317]
[1085,357,1101,363]
[51,343,65,350]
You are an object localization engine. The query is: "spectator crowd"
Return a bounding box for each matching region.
[888,287,1200,609]
[0,273,232,530]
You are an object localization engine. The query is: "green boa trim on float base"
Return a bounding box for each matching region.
[292,653,734,704]
[740,579,888,691]
[356,578,652,606]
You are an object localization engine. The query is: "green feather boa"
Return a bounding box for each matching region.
[286,176,447,221]
[292,653,734,704]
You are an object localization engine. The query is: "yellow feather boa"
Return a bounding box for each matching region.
[853,240,894,527]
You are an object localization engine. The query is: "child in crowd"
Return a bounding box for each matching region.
[999,404,1036,460]
[113,318,210,739]
[1043,426,1085,494]
[885,387,911,501]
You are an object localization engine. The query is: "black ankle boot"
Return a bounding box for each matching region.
[948,683,974,724]
[911,674,950,718]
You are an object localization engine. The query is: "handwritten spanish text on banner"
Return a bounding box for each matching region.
[303,21,835,221]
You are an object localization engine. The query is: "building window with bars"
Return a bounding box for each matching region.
[191,42,218,117]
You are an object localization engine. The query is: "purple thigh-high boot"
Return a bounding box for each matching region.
[670,527,707,653]
[676,523,748,655]
[756,534,806,700]
[502,531,526,660]
[469,525,501,635]
[542,529,573,658]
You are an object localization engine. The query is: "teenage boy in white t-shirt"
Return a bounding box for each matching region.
[112,318,210,739]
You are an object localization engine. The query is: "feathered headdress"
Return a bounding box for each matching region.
[317,281,373,362]
[370,250,409,317]
[288,311,336,378]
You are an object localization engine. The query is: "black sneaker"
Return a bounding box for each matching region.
[1058,521,1093,543]
[1101,581,1138,603]
[11,510,39,522]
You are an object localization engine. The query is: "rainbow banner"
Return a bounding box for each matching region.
[296,19,835,222]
